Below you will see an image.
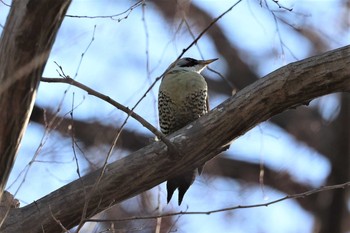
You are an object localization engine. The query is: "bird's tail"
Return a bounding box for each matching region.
[166,170,196,205]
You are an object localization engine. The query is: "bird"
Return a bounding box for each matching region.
[158,57,218,205]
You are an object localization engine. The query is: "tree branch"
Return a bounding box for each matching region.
[40,76,178,156]
[1,45,349,232]
[29,105,316,211]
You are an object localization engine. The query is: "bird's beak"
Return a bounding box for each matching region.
[198,58,218,65]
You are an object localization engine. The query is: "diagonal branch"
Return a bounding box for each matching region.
[1,45,350,232]
[40,76,177,155]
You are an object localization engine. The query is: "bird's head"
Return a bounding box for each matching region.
[167,57,218,74]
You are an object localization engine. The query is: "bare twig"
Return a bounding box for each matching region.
[85,181,350,222]
[65,1,143,22]
[262,0,298,61]
[74,25,96,78]
[142,1,150,79]
[271,0,293,11]
[177,0,243,60]
[0,0,10,7]
[40,76,176,154]
[69,93,82,179]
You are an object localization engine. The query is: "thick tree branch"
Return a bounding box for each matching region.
[29,105,316,210]
[0,0,72,201]
[1,45,349,232]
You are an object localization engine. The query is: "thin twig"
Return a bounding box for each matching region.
[49,205,71,232]
[0,0,10,7]
[74,25,96,78]
[262,0,297,61]
[69,93,82,179]
[65,1,143,22]
[176,0,243,60]
[271,0,293,11]
[85,181,350,222]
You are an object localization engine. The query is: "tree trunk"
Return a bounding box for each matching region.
[0,0,72,203]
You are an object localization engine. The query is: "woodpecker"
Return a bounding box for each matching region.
[158,57,218,205]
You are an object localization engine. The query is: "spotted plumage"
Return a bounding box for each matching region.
[158,57,217,205]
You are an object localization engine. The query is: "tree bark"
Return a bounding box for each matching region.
[0,0,72,202]
[1,45,349,233]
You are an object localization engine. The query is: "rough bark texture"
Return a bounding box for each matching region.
[1,45,349,233]
[0,0,72,201]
